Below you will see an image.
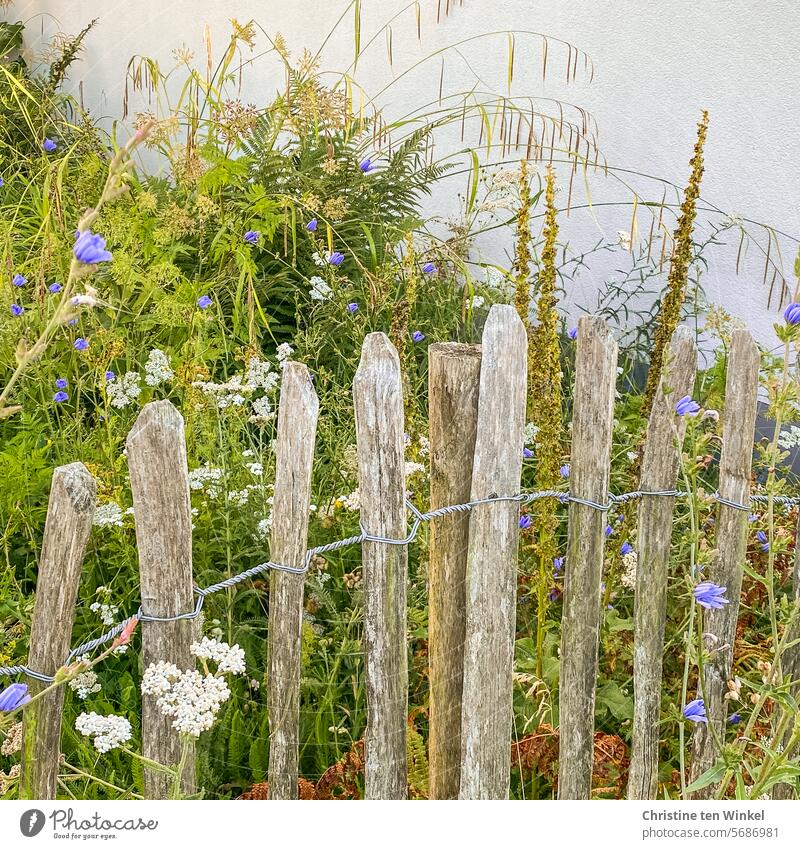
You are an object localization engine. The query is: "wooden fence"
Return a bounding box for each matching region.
[12,303,790,800]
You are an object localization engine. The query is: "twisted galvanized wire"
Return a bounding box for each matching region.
[3,486,800,684]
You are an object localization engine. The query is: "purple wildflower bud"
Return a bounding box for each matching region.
[621,541,633,556]
[683,698,708,724]
[693,581,729,610]
[567,327,578,340]
[53,391,69,403]
[523,447,534,459]
[244,230,260,244]
[422,262,437,274]
[74,338,89,351]
[359,158,375,173]
[105,370,115,381]
[197,295,213,309]
[328,251,345,266]
[548,588,559,602]
[519,515,532,530]
[728,712,742,725]
[306,218,318,232]
[605,524,613,537]
[675,395,700,417]
[43,138,57,152]
[553,557,564,571]
[48,282,62,294]
[784,303,800,325]
[756,530,769,551]
[559,464,570,478]
[0,682,31,711]
[12,273,26,287]
[748,513,759,522]
[67,318,78,327]
[411,330,425,343]
[74,230,113,264]
[10,303,23,317]
[346,302,359,314]
[55,378,68,389]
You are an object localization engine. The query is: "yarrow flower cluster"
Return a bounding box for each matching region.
[93,502,125,528]
[68,658,102,699]
[144,349,174,387]
[141,639,245,738]
[75,712,132,752]
[309,276,332,301]
[106,372,142,409]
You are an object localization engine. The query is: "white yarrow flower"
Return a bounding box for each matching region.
[75,712,132,753]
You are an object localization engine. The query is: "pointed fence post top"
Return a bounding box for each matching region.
[278,360,319,415]
[482,303,526,355]
[354,331,402,387]
[51,462,96,513]
[126,399,185,451]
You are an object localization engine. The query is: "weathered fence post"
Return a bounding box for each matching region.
[628,327,697,799]
[459,304,527,800]
[127,400,196,798]
[689,329,760,796]
[267,362,319,799]
[20,463,96,800]
[428,342,482,799]
[354,332,408,799]
[558,314,618,800]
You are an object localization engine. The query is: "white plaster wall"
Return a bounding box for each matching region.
[9,0,800,351]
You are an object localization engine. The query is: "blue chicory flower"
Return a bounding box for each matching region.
[693,581,729,610]
[728,713,742,725]
[519,515,532,530]
[48,282,62,294]
[306,218,318,232]
[605,524,613,537]
[10,303,23,317]
[0,176,4,188]
[43,138,57,152]
[784,303,800,325]
[12,273,26,287]
[0,682,31,711]
[55,378,68,389]
[553,557,564,572]
[244,230,260,244]
[559,464,570,478]
[683,698,708,724]
[197,295,213,309]
[675,395,700,417]
[567,327,578,340]
[53,391,69,403]
[105,371,115,381]
[422,262,437,274]
[359,158,375,173]
[74,338,89,351]
[328,252,345,266]
[411,330,425,343]
[74,230,113,264]
[621,541,633,556]
[346,303,359,314]
[548,588,559,602]
[523,447,534,459]
[756,530,769,552]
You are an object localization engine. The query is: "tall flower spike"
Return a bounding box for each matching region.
[513,159,532,325]
[528,166,563,678]
[640,112,708,420]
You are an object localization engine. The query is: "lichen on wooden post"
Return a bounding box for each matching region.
[267,362,319,799]
[20,463,96,800]
[628,327,697,799]
[127,400,196,799]
[557,314,618,800]
[459,304,527,800]
[428,342,481,799]
[354,332,408,799]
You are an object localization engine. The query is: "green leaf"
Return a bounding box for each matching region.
[684,759,727,793]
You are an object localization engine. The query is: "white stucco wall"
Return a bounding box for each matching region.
[9,0,800,351]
